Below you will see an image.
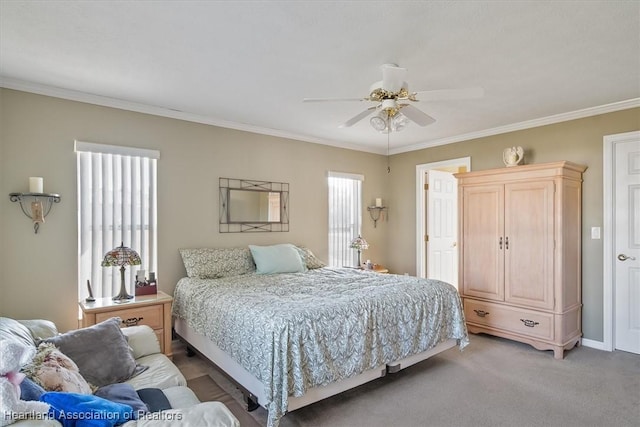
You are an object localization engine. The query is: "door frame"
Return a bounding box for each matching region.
[416,157,471,278]
[603,130,640,352]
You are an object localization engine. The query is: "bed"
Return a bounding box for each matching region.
[172,246,469,427]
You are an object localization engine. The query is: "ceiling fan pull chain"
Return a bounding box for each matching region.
[387,115,391,173]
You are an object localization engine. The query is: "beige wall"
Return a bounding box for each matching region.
[387,108,640,341]
[0,89,389,332]
[2,87,638,342]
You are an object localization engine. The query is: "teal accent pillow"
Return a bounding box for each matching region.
[249,244,307,274]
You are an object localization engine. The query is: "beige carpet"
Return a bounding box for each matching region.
[187,374,261,427]
[176,334,639,427]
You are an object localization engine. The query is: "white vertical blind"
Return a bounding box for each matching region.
[76,141,158,299]
[328,171,364,267]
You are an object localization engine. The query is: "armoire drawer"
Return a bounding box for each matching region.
[464,299,554,341]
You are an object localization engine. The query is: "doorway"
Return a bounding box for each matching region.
[604,131,640,354]
[416,157,471,284]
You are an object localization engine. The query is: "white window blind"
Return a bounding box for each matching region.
[328,171,364,267]
[75,141,159,300]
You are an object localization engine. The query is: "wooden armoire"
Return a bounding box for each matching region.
[455,161,587,359]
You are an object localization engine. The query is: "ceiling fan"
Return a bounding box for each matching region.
[303,64,484,133]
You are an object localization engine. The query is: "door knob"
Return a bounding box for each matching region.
[617,254,636,261]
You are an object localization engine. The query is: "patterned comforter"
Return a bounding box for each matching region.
[172,267,468,427]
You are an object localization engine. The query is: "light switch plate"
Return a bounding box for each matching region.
[591,227,601,239]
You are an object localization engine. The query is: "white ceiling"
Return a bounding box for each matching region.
[1,1,639,154]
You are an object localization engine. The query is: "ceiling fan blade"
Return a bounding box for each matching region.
[381,64,406,93]
[303,97,367,103]
[413,87,485,101]
[400,104,436,127]
[339,106,377,128]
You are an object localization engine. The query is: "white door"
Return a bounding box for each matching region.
[615,136,640,354]
[427,170,458,287]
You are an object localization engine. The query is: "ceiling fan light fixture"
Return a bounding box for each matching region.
[370,109,409,133]
[390,113,409,132]
[370,114,388,132]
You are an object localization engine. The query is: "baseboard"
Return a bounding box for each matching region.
[581,338,609,351]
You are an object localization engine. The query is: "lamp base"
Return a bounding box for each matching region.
[113,266,134,301]
[112,292,134,302]
[112,286,134,301]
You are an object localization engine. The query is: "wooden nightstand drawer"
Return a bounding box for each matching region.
[96,304,163,329]
[464,299,554,341]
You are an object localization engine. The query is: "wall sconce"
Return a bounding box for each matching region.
[9,177,61,233]
[367,198,387,228]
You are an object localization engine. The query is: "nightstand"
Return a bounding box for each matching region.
[79,291,173,358]
[371,264,389,274]
[361,263,389,273]
[373,264,389,274]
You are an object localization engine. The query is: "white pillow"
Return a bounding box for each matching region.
[249,244,307,274]
[121,325,161,359]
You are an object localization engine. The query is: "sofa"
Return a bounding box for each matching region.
[0,316,240,427]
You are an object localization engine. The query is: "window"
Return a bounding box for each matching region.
[75,141,159,300]
[328,171,364,267]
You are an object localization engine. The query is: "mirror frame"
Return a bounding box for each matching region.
[219,177,289,232]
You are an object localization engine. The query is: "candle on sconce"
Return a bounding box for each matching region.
[375,198,382,207]
[29,177,44,193]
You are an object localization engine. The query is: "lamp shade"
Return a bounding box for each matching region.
[102,242,142,267]
[350,235,369,250]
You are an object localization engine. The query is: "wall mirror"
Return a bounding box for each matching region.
[219,178,289,232]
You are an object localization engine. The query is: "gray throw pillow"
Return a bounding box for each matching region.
[43,317,146,387]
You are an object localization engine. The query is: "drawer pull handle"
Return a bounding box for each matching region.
[520,318,539,328]
[499,237,503,250]
[473,309,489,318]
[122,317,143,327]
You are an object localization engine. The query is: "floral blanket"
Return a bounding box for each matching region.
[172,268,468,427]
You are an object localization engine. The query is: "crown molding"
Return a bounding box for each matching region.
[389,98,640,155]
[0,77,382,154]
[2,77,636,156]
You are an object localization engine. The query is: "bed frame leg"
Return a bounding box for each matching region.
[243,392,259,412]
[186,346,196,357]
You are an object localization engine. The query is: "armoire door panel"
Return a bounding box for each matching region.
[504,181,555,310]
[461,185,504,301]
